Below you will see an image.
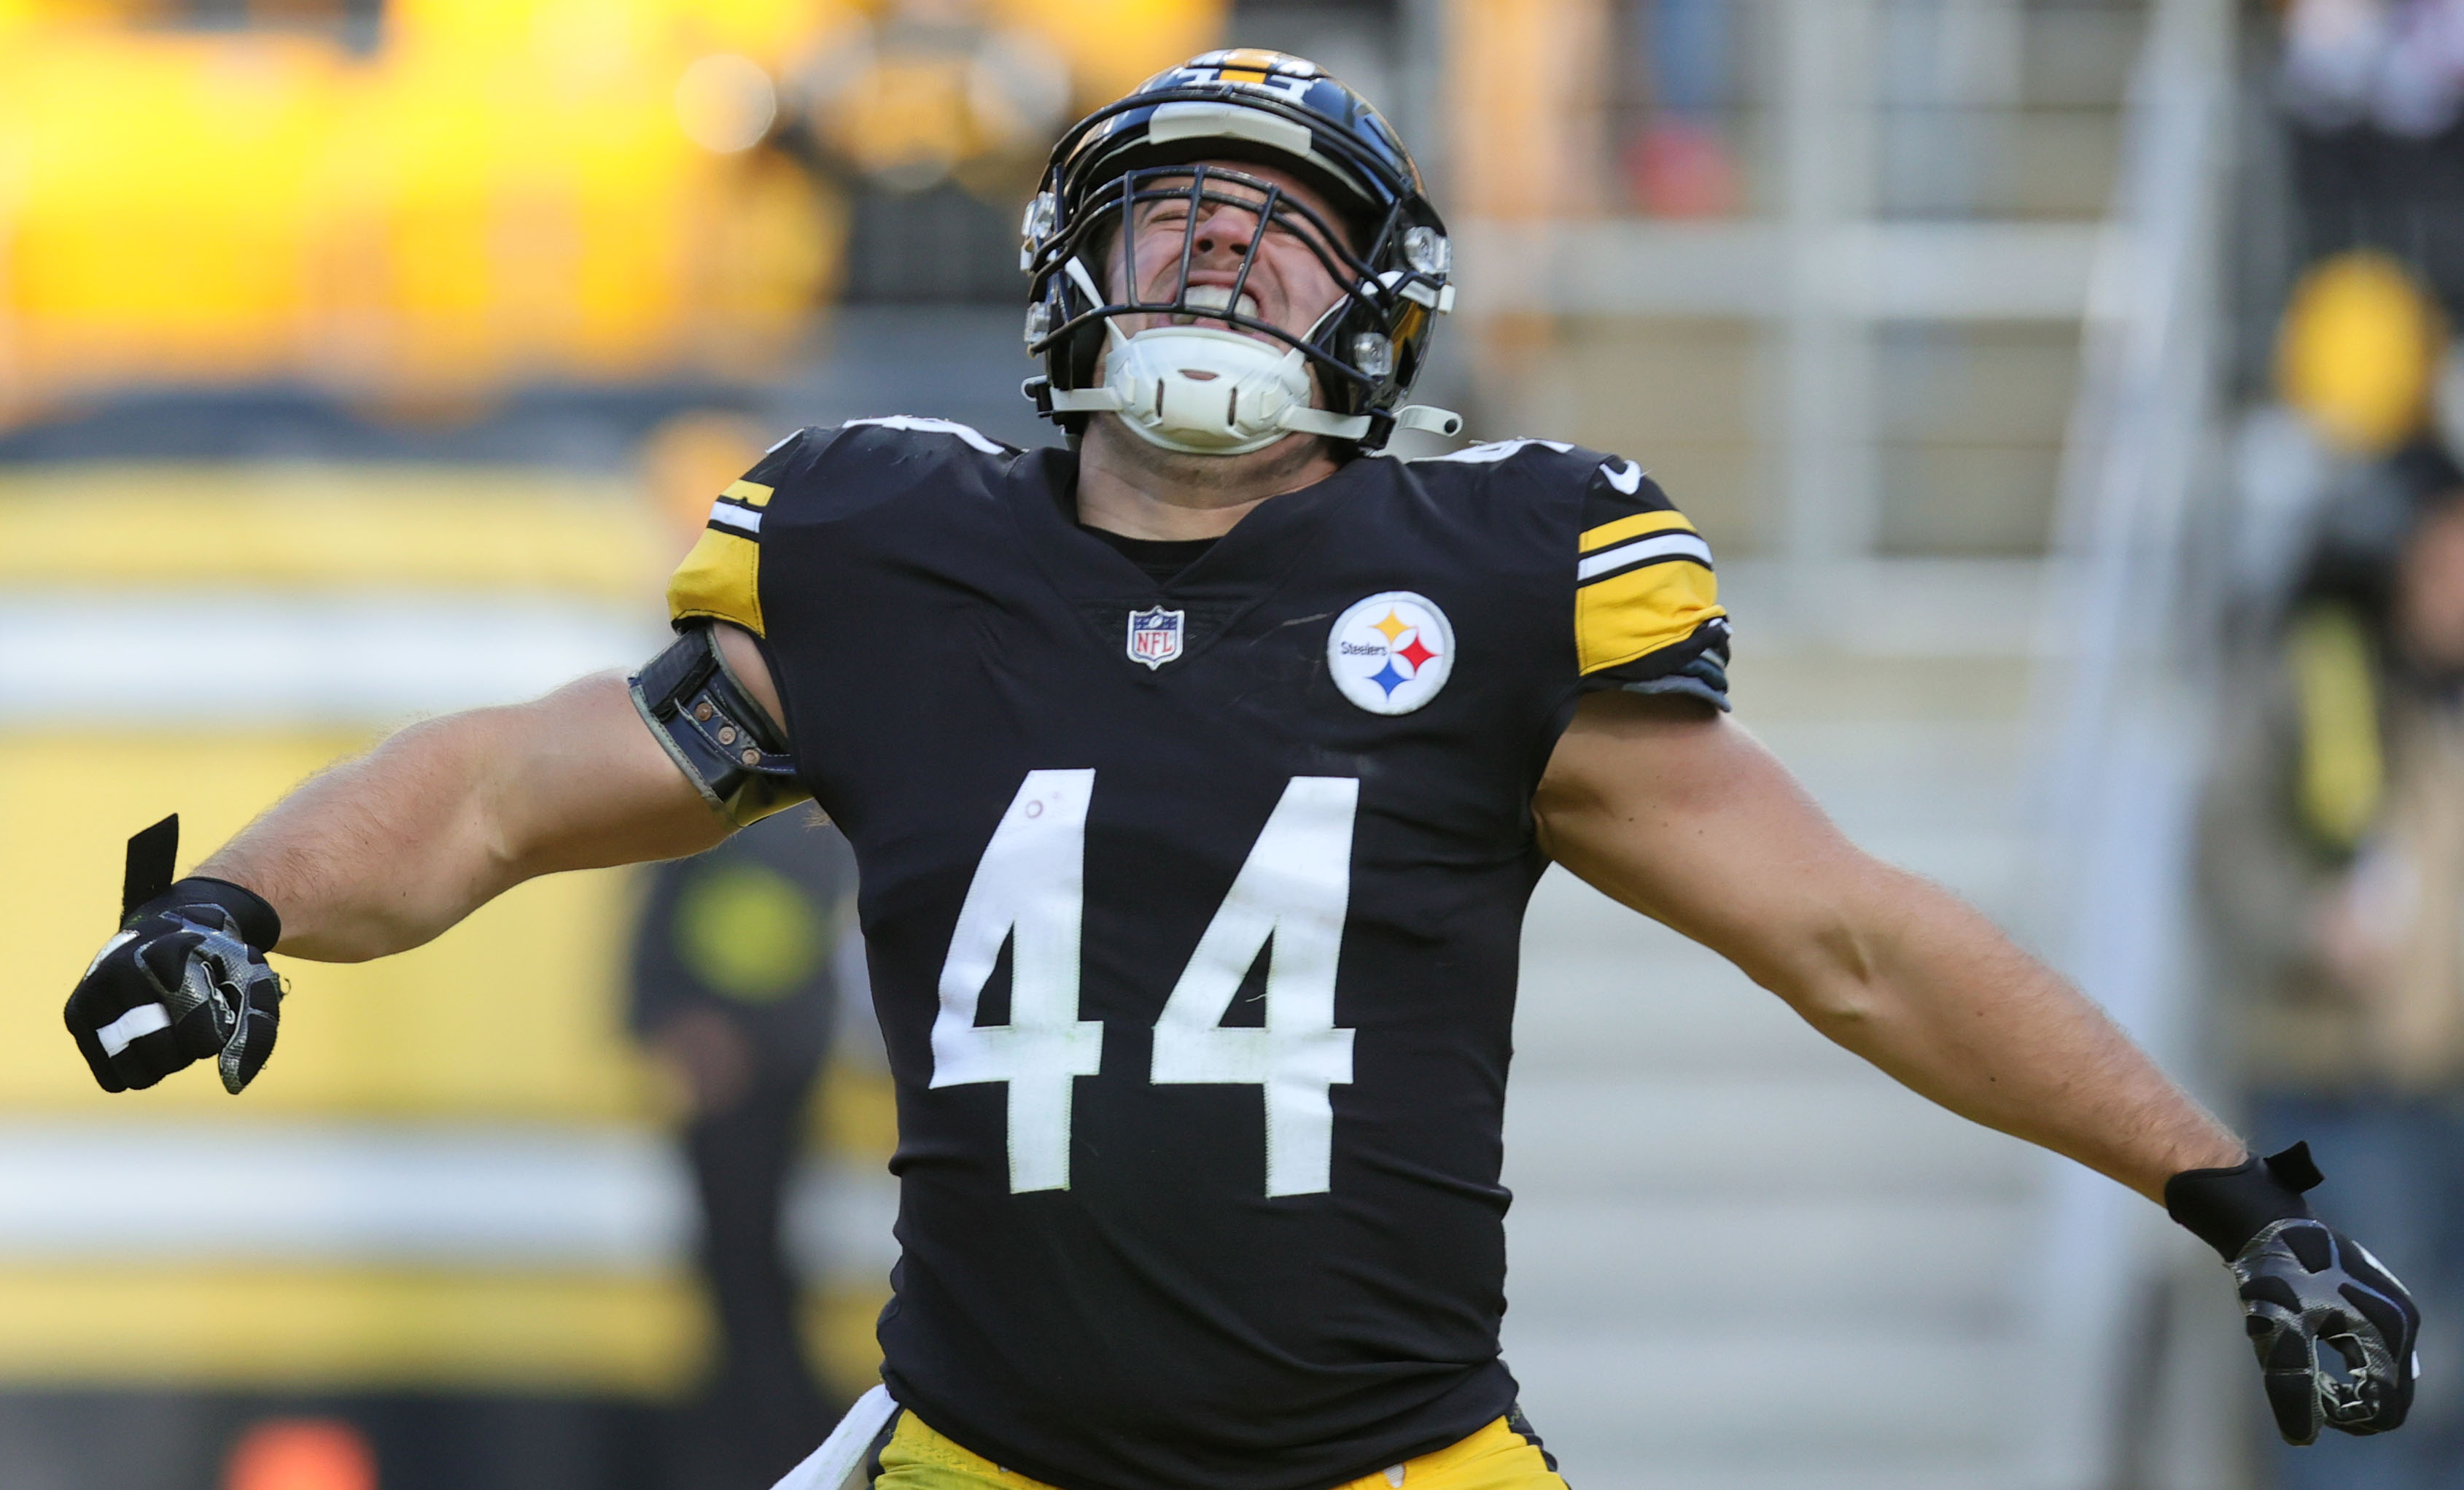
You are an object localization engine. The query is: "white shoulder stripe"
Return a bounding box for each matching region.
[1578,531,1713,582]
[844,415,1006,456]
[707,503,762,535]
[1417,437,1575,465]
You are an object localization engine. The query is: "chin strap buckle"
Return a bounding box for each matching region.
[1048,386,1123,414]
[1289,403,1463,452]
[1278,406,1370,440]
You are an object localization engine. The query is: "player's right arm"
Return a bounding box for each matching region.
[198,626,782,961]
[67,423,829,1097]
[63,622,790,1094]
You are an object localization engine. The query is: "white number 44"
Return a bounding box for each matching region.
[930,769,1359,1197]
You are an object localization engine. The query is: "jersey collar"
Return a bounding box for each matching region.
[1005,447,1377,667]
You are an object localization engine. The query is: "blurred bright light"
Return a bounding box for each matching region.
[675,52,777,154]
[222,1419,376,1490]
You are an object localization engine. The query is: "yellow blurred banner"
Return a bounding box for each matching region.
[0,0,1229,417]
[0,0,852,413]
[0,464,662,597]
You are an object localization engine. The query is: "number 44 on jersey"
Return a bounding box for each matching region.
[930,769,1359,1197]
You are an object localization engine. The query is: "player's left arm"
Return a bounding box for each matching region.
[1534,689,2237,1197]
[1534,691,2420,1443]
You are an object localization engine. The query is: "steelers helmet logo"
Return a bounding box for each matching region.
[1327,591,1455,715]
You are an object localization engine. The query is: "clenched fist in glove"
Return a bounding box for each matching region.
[2168,1143,2420,1446]
[64,815,284,1094]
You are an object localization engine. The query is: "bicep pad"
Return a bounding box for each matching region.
[629,622,809,827]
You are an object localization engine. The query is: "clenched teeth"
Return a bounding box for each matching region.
[1183,285,1262,321]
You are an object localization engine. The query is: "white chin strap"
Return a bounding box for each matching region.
[1046,265,1460,455]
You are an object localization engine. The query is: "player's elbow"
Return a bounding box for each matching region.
[1752,917,1894,1041]
[1757,864,1981,1050]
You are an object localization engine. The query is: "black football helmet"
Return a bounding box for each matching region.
[1019,49,1458,454]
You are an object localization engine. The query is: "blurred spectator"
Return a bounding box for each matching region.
[2199,437,2464,1488]
[2225,251,2443,625]
[631,413,863,1490]
[633,807,858,1490]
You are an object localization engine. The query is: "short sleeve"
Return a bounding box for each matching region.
[1571,458,1731,709]
[666,429,815,637]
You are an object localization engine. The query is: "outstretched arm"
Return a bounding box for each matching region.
[199,624,785,962]
[1532,690,2242,1200]
[1535,691,2420,1445]
[68,618,796,1096]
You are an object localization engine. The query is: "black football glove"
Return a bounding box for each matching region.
[63,815,284,1095]
[2167,1143,2420,1446]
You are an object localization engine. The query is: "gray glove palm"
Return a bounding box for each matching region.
[2232,1217,2419,1445]
[2169,1143,2420,1446]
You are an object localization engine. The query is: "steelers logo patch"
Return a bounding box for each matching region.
[1327,591,1456,715]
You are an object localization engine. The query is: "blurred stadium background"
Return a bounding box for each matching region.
[0,0,2444,1486]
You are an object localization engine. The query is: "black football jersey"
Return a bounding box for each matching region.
[663,417,1730,1490]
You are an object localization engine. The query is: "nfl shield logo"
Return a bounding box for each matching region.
[1126,605,1186,670]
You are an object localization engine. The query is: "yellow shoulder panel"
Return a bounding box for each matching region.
[667,527,763,636]
[1576,560,1724,675]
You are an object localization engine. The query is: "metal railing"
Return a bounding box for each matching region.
[2019,0,2235,1484]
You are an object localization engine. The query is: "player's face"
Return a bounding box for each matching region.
[1110,160,1351,347]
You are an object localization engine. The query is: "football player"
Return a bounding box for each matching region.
[67,50,2417,1490]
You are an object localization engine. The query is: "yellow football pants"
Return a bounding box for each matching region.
[871,1409,1569,1490]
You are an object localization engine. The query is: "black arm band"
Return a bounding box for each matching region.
[629,622,809,827]
[2165,1142,2324,1260]
[139,877,283,951]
